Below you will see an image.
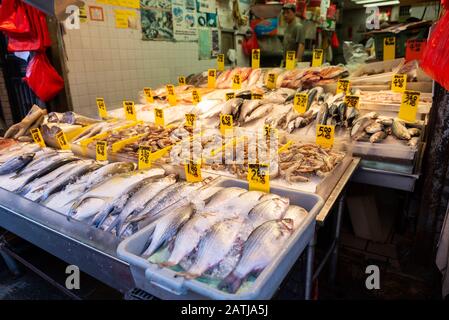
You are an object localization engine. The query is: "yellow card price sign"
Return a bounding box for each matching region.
[225,92,235,101]
[383,36,396,61]
[96,98,108,119]
[192,89,201,105]
[316,124,335,149]
[294,93,308,114]
[286,51,296,70]
[185,160,202,182]
[220,114,233,135]
[252,92,263,100]
[154,108,165,127]
[312,49,324,67]
[178,76,186,86]
[166,84,177,106]
[123,101,136,121]
[217,54,225,71]
[398,90,420,123]
[232,74,241,90]
[30,128,46,148]
[185,113,196,128]
[143,87,154,103]
[336,80,350,94]
[96,141,108,161]
[208,69,217,88]
[266,72,277,90]
[252,49,260,69]
[345,95,360,109]
[56,131,70,150]
[391,74,407,93]
[248,163,270,193]
[264,124,278,140]
[138,146,152,170]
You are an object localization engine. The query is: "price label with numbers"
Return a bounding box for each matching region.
[294,93,308,114]
[248,163,270,193]
[185,113,196,127]
[143,87,154,103]
[344,95,360,109]
[398,90,420,123]
[155,108,165,127]
[96,141,108,161]
[336,79,350,94]
[252,49,260,69]
[178,76,186,86]
[266,72,277,90]
[166,84,177,106]
[208,69,216,88]
[391,74,407,93]
[232,74,241,90]
[217,54,225,71]
[383,37,396,61]
[96,98,108,119]
[30,128,46,148]
[312,49,324,67]
[56,131,70,150]
[406,39,427,61]
[286,51,296,70]
[220,114,233,135]
[192,89,201,105]
[264,124,278,139]
[316,124,335,148]
[225,92,235,101]
[138,146,152,170]
[123,101,136,121]
[251,92,263,100]
[185,160,202,182]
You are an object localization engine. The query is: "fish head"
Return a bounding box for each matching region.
[281,218,294,231]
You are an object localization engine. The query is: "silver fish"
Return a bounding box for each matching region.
[392,120,411,140]
[0,143,40,164]
[239,100,262,122]
[408,128,421,137]
[369,131,387,143]
[365,122,384,134]
[0,153,35,175]
[283,205,308,230]
[244,103,274,123]
[248,197,290,227]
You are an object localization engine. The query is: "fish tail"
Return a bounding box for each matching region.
[218,273,243,293]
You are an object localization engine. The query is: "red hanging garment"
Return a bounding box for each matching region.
[242,30,259,56]
[0,0,30,35]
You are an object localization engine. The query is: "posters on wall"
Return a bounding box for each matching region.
[172,0,197,41]
[115,9,138,29]
[141,0,174,41]
[97,0,140,9]
[198,28,211,60]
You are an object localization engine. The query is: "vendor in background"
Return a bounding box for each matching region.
[281,3,305,64]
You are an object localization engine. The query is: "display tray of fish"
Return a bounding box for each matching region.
[117,178,323,299]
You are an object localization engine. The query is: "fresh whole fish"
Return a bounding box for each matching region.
[408,128,421,137]
[221,98,243,117]
[244,103,274,123]
[369,131,387,143]
[0,143,40,163]
[0,153,35,175]
[283,205,308,230]
[248,197,290,227]
[239,100,263,122]
[392,120,411,140]
[351,117,374,138]
[365,122,384,134]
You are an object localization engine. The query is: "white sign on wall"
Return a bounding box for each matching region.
[366,6,380,30]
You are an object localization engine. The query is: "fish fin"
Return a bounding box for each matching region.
[68,195,111,218]
[176,271,200,280]
[159,261,176,268]
[218,273,243,293]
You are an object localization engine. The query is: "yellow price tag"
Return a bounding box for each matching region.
[336,80,350,94]
[391,74,407,93]
[251,92,263,100]
[185,160,202,182]
[217,54,225,71]
[286,51,296,70]
[252,49,260,69]
[185,113,196,128]
[123,101,137,121]
[383,36,396,61]
[138,146,152,170]
[294,93,308,114]
[166,84,177,106]
[220,114,233,135]
[208,69,216,88]
[266,72,277,90]
[96,141,108,161]
[143,87,154,103]
[225,92,235,101]
[96,98,108,119]
[248,163,270,193]
[154,108,165,127]
[398,90,420,123]
[232,74,241,90]
[316,125,335,148]
[192,89,201,105]
[30,128,46,148]
[264,124,278,139]
[178,76,186,86]
[312,49,324,67]
[345,95,360,109]
[56,131,70,150]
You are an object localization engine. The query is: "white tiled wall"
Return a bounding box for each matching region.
[64,0,216,117]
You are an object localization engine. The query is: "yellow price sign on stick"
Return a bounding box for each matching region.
[208,69,216,88]
[252,49,260,69]
[345,95,360,109]
[286,51,296,70]
[232,74,241,90]
[123,101,137,121]
[251,92,263,100]
[225,92,235,101]
[192,89,201,105]
[294,93,308,114]
[336,80,350,94]
[154,108,165,127]
[96,141,108,161]
[266,72,277,89]
[185,160,202,182]
[248,163,270,193]
[143,87,154,103]
[312,49,324,67]
[316,124,335,149]
[178,76,186,86]
[391,74,407,93]
[138,146,152,170]
[383,36,396,61]
[96,98,108,119]
[30,128,46,148]
[220,114,233,135]
[398,90,420,123]
[166,84,177,106]
[56,131,70,150]
[185,113,196,128]
[217,54,225,71]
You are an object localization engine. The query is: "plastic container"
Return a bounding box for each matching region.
[117,178,323,300]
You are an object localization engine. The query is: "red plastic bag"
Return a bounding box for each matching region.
[420,11,449,91]
[0,0,30,34]
[242,30,259,56]
[24,52,64,101]
[331,32,340,48]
